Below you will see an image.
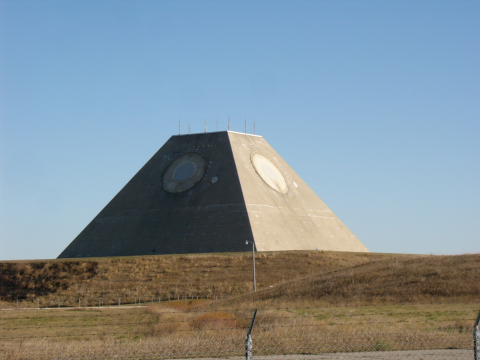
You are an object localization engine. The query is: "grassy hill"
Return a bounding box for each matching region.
[0,251,479,344]
[221,253,480,308]
[0,250,384,307]
[1,251,479,308]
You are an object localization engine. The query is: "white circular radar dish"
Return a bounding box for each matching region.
[251,153,288,194]
[163,153,207,193]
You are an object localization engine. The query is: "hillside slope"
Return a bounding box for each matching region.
[224,253,480,306]
[1,251,387,307]
[1,251,478,308]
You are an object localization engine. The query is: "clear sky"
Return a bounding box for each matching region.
[0,1,478,260]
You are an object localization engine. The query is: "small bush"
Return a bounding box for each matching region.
[191,312,239,330]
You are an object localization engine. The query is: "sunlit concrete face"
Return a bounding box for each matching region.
[228,132,368,253]
[58,131,368,259]
[251,153,288,194]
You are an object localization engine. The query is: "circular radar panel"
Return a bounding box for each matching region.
[251,153,288,194]
[163,153,207,193]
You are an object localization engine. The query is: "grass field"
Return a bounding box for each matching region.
[0,302,477,343]
[1,250,479,345]
[0,251,478,360]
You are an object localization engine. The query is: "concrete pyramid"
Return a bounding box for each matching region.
[58,131,368,258]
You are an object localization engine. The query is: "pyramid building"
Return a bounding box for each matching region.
[58,131,368,258]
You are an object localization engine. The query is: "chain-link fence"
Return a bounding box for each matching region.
[1,294,229,310]
[1,308,479,359]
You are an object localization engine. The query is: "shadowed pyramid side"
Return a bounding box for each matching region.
[58,132,254,258]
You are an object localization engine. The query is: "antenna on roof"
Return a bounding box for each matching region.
[179,121,181,135]
[205,119,207,133]
[228,117,230,131]
[216,120,218,131]
[188,123,190,134]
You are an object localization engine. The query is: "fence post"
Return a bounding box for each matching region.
[474,310,480,360]
[245,309,257,360]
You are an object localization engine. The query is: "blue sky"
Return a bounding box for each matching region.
[0,0,478,260]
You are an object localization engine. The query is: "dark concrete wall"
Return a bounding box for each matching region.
[58,132,254,258]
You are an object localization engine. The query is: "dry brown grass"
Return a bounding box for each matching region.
[0,307,156,344]
[1,251,479,309]
[1,250,394,308]
[0,325,474,360]
[0,251,479,350]
[0,303,476,357]
[190,311,240,329]
[217,253,480,308]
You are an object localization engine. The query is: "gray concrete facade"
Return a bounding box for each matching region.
[228,132,368,252]
[58,131,367,258]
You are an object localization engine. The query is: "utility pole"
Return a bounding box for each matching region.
[245,240,256,292]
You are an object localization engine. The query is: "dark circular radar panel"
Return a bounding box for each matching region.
[174,162,196,181]
[163,153,207,193]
